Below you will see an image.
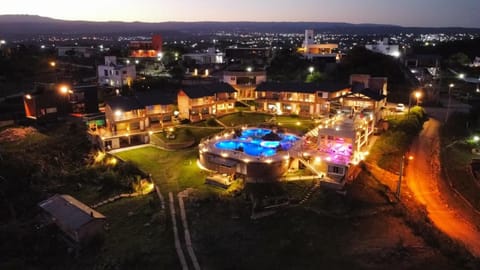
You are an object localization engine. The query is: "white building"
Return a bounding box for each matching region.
[97,56,136,87]
[365,38,401,58]
[223,69,267,100]
[183,48,224,65]
[298,29,340,61]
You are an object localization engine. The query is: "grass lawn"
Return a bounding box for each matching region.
[217,112,273,127]
[275,115,317,134]
[85,195,179,269]
[441,145,480,211]
[115,146,216,194]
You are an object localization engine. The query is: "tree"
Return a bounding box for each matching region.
[305,71,326,83]
[447,52,470,67]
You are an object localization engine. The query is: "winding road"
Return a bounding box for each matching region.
[406,118,480,257]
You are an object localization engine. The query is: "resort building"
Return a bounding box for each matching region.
[254,81,351,117]
[101,91,175,149]
[177,82,237,122]
[223,67,266,100]
[337,74,388,121]
[297,29,340,61]
[129,34,163,58]
[97,56,136,87]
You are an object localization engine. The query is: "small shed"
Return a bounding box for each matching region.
[38,194,106,244]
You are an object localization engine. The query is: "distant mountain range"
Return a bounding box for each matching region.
[1,15,479,38]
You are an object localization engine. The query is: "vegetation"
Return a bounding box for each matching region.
[331,47,414,102]
[368,107,427,172]
[0,124,151,269]
[440,110,480,211]
[217,112,273,127]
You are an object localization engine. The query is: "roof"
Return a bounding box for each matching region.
[255,81,350,93]
[180,82,237,99]
[136,90,176,106]
[39,194,105,231]
[105,95,142,111]
[345,87,387,101]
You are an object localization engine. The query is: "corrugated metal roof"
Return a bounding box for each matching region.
[39,194,105,231]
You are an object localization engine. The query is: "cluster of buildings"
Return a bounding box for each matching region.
[21,31,388,189]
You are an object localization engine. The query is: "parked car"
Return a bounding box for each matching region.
[395,103,405,112]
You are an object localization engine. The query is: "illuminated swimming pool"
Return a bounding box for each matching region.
[214,128,299,157]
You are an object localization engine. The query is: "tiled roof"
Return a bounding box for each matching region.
[255,81,350,93]
[180,82,237,99]
[105,90,175,110]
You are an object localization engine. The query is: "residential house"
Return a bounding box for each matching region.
[297,30,340,61]
[129,34,162,58]
[223,67,266,100]
[254,81,351,117]
[183,47,224,65]
[177,82,237,122]
[365,38,401,58]
[24,83,65,120]
[97,56,136,87]
[38,194,106,244]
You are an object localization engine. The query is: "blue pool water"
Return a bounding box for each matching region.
[214,128,299,157]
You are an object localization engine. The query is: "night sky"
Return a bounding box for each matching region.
[2,0,480,27]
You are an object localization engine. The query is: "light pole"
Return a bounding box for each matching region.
[407,90,422,117]
[445,83,454,123]
[396,154,413,199]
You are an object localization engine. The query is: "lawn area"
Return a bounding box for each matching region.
[115,146,216,194]
[217,112,273,127]
[275,115,317,134]
[441,144,480,211]
[87,195,179,269]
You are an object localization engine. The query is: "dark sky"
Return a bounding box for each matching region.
[2,0,480,28]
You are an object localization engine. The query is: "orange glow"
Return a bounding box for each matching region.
[59,85,69,94]
[408,155,414,160]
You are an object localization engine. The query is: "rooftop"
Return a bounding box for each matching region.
[255,81,350,93]
[39,194,105,231]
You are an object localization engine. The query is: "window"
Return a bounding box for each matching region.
[328,166,344,175]
[104,69,108,76]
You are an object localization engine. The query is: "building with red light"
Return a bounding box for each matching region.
[129,35,162,58]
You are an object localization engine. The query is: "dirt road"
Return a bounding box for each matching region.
[406,118,480,257]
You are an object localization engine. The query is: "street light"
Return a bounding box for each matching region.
[445,83,454,123]
[407,90,422,116]
[246,66,252,72]
[308,66,314,74]
[414,91,422,105]
[50,61,56,67]
[59,85,69,95]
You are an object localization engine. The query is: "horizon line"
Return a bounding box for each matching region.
[1,14,480,29]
